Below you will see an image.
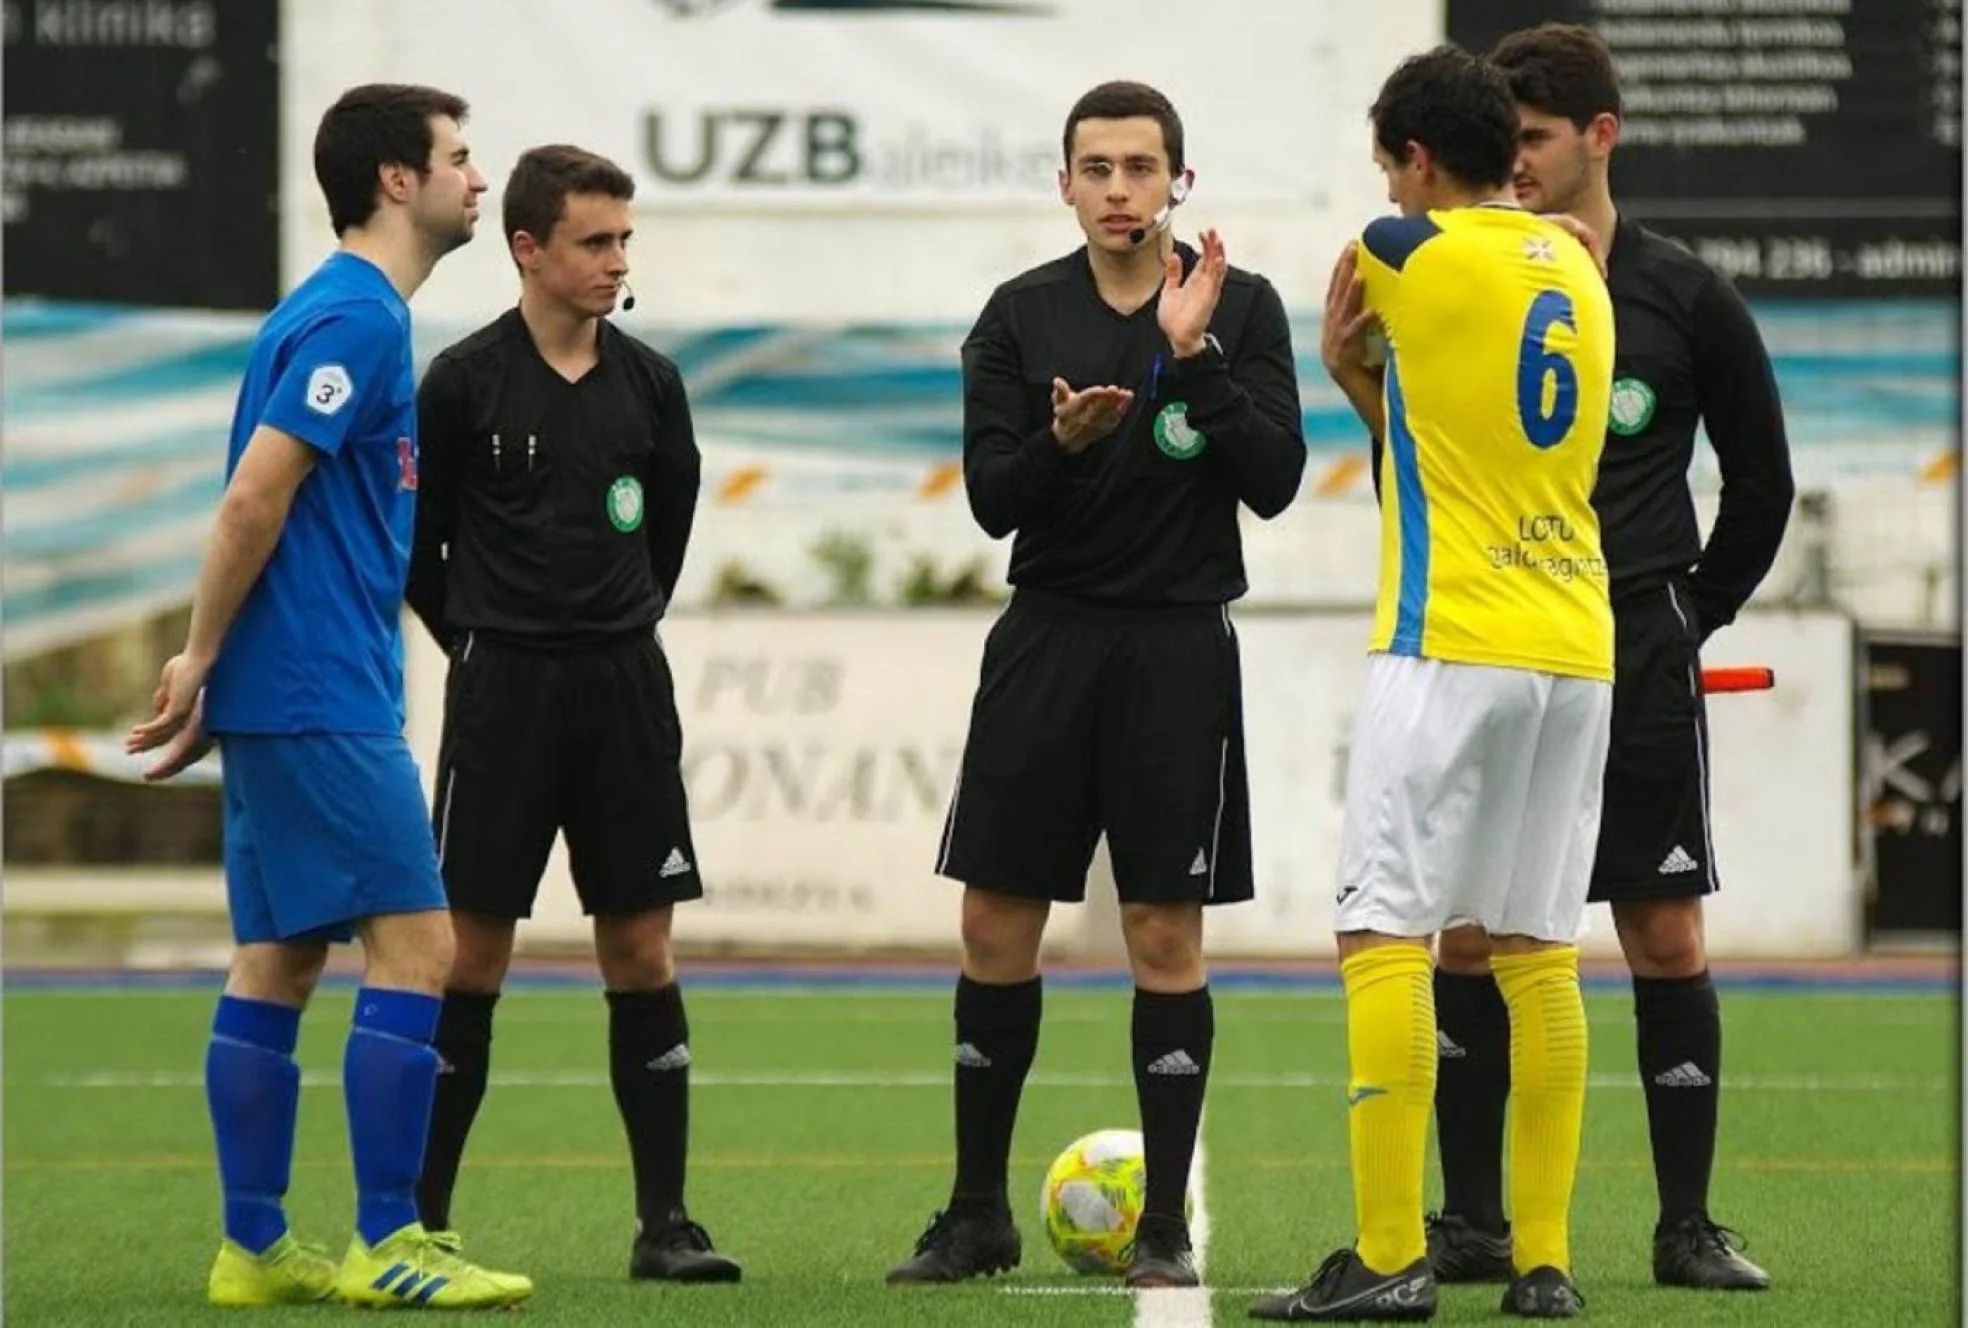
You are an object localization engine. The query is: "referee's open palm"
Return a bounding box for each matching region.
[1158,227,1228,353]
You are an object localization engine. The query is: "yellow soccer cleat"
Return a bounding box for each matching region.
[334,1221,534,1309]
[207,1232,338,1306]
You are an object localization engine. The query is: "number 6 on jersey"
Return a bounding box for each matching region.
[1516,289,1579,449]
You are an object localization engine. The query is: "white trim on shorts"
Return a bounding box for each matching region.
[1663,585,1720,892]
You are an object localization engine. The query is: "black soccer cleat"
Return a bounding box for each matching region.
[1248,1248,1435,1321]
[629,1211,743,1283]
[1501,1265,1584,1318]
[1652,1214,1769,1290]
[1125,1213,1200,1289]
[1423,1211,1514,1284]
[885,1206,1021,1284]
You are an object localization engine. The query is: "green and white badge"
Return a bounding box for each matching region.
[607,475,644,532]
[1153,401,1207,459]
[1608,377,1657,436]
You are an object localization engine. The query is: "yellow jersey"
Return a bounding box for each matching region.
[1356,206,1616,681]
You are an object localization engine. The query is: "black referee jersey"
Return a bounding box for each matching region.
[961,241,1307,605]
[406,308,702,652]
[1596,217,1795,628]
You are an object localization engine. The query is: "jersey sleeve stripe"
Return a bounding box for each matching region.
[1360,215,1443,274]
[1385,355,1429,655]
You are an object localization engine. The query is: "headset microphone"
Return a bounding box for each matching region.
[1127,206,1171,247]
[619,280,637,312]
[1129,175,1192,246]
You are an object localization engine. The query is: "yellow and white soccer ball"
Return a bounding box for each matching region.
[1040,1128,1156,1275]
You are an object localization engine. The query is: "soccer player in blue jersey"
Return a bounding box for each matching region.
[126,84,533,1310]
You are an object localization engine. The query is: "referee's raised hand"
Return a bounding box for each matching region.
[1158,226,1228,355]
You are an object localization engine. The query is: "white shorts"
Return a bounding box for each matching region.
[1333,653,1613,943]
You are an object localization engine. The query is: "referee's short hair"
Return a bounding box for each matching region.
[1491,23,1624,129]
[315,84,470,236]
[1368,45,1519,192]
[1062,81,1185,174]
[503,145,636,257]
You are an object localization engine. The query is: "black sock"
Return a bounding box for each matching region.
[1634,971,1721,1228]
[951,974,1042,1209]
[416,989,499,1231]
[608,984,692,1230]
[1432,969,1511,1233]
[1132,986,1214,1224]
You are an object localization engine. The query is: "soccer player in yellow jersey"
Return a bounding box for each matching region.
[1251,47,1613,1323]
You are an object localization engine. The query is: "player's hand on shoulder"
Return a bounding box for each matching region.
[1158,227,1228,357]
[1540,213,1608,277]
[1321,243,1384,378]
[1050,378,1134,454]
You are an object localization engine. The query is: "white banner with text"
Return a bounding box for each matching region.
[403,608,1860,958]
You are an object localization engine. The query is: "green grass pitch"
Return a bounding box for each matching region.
[5,977,1955,1325]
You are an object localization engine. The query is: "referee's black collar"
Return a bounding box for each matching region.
[1606,209,1640,274]
[499,304,623,371]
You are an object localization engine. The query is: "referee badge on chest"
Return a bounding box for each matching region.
[1608,377,1657,436]
[1153,401,1207,459]
[607,475,645,532]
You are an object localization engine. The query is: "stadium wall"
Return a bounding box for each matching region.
[403,609,1861,960]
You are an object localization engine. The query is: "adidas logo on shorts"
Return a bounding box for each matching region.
[659,847,693,878]
[1657,845,1700,875]
[954,1042,993,1069]
[1146,1049,1202,1076]
[1653,1061,1712,1088]
[1436,1030,1467,1059]
[1188,849,1209,877]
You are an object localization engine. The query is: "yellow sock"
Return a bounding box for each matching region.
[1493,945,1588,1276]
[1340,944,1436,1275]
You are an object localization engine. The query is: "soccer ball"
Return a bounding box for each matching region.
[1039,1128,1152,1275]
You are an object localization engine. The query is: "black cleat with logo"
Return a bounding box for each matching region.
[885,1205,1021,1284]
[1653,1215,1769,1290]
[1424,1211,1515,1284]
[1125,1214,1200,1289]
[629,1210,742,1283]
[1248,1248,1435,1321]
[1501,1265,1584,1318]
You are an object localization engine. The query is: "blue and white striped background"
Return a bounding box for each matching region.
[3,297,1955,657]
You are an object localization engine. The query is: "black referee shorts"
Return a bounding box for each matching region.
[1589,581,1719,903]
[432,630,703,919]
[935,590,1253,907]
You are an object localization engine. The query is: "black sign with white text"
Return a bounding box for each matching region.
[1447,0,1962,298]
[3,0,279,310]
[1864,634,1962,936]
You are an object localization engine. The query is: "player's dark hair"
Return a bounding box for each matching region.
[1062,80,1185,174]
[503,145,637,255]
[1491,23,1623,128]
[314,83,470,236]
[1369,46,1519,191]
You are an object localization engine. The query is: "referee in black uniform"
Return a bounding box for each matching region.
[1419,27,1794,1292]
[885,81,1306,1291]
[404,145,738,1284]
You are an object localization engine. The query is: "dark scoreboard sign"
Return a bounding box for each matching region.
[3,0,279,310]
[1448,0,1962,299]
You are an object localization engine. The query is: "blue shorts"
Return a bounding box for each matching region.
[220,733,448,945]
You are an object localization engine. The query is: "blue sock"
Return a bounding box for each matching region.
[344,987,443,1247]
[207,995,304,1255]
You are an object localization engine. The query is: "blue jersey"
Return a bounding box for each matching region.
[204,252,420,735]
